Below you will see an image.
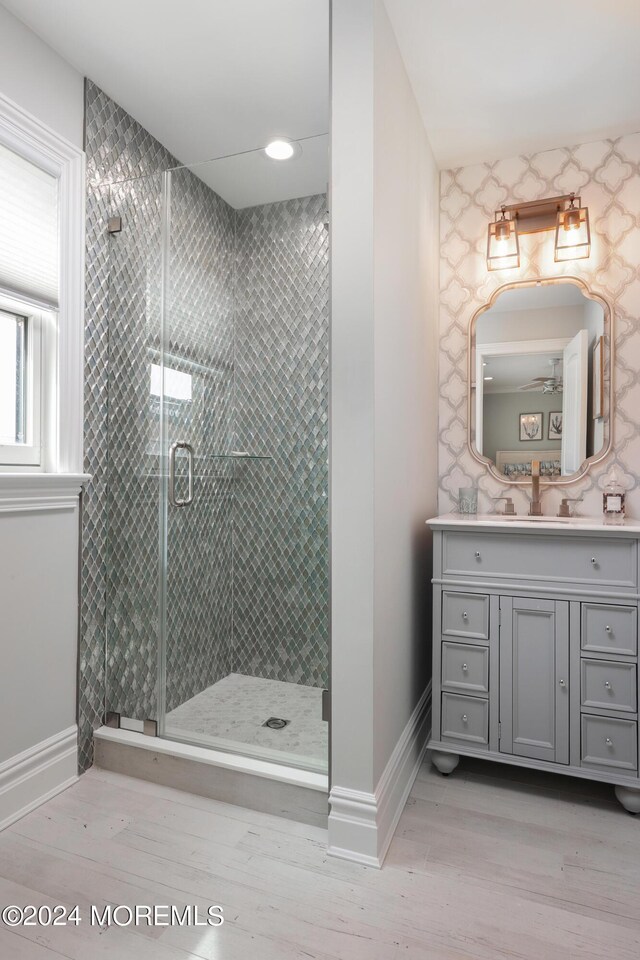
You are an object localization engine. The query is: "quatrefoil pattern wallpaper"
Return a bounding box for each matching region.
[439,133,640,516]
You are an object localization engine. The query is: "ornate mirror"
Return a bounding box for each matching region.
[468,277,612,484]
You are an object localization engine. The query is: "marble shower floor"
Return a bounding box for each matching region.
[164,673,328,772]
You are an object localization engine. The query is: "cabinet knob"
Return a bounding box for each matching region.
[462,714,468,723]
[462,663,468,672]
[559,679,566,687]
[606,737,613,746]
[605,680,611,689]
[462,611,468,620]
[605,625,612,633]
[591,557,597,565]
[474,551,481,559]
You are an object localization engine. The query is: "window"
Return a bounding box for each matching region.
[0,306,43,465]
[0,141,56,469]
[0,92,84,478]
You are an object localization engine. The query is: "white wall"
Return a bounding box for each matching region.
[0,9,84,829]
[0,4,83,148]
[372,0,439,784]
[329,0,439,866]
[0,509,79,762]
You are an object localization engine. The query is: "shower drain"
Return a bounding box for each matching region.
[263,717,290,730]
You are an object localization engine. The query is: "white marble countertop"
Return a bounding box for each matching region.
[427,513,640,536]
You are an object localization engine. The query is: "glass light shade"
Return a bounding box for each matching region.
[554,204,590,261]
[486,216,519,270]
[264,139,297,160]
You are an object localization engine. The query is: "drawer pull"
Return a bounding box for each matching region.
[605,625,612,632]
[474,551,481,559]
[606,738,613,746]
[605,680,611,689]
[462,714,468,723]
[462,663,468,672]
[462,611,468,620]
[559,679,566,687]
[591,557,597,565]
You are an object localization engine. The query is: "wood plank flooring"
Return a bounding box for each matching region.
[0,754,639,959]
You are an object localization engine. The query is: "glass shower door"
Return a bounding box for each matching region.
[158,145,330,774]
[158,163,236,739]
[105,171,165,727]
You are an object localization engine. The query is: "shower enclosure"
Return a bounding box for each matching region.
[103,142,329,774]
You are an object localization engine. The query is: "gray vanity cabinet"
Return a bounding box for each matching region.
[428,519,640,813]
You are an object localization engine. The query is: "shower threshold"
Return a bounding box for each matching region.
[93,726,328,827]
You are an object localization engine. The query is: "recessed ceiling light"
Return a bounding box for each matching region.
[265,138,298,161]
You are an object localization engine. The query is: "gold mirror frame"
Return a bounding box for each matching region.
[467,276,614,485]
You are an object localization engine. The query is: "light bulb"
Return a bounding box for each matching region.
[495,220,511,243]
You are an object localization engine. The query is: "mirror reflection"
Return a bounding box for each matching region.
[472,281,608,480]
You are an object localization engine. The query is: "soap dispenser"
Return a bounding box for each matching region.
[603,467,625,526]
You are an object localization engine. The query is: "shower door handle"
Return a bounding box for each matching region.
[169,441,194,507]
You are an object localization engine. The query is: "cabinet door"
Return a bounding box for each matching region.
[499,597,569,764]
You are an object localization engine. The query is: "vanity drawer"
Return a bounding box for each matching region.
[581,715,638,773]
[441,693,488,746]
[581,659,637,713]
[581,603,638,657]
[443,532,637,589]
[442,591,489,640]
[441,641,489,695]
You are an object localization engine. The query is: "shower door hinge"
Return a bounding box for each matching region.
[107,215,122,234]
[143,719,158,737]
[322,688,330,723]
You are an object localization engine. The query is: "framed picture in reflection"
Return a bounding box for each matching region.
[519,412,543,441]
[548,412,562,441]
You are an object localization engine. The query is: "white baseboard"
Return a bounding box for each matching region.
[0,725,78,832]
[328,682,431,868]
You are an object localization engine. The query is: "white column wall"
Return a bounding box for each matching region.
[329,0,439,865]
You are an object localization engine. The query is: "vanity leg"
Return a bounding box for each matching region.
[615,785,640,815]
[431,751,460,776]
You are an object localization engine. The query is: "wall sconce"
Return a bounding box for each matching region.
[486,194,590,270]
[554,193,591,262]
[486,206,519,271]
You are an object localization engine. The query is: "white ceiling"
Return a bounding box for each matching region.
[483,353,562,393]
[1,0,329,207]
[384,0,640,168]
[5,0,639,190]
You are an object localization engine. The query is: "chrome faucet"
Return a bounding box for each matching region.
[529,459,543,516]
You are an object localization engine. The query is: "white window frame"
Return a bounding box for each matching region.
[0,299,46,467]
[0,91,85,484]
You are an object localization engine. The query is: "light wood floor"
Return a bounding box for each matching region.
[1,755,639,959]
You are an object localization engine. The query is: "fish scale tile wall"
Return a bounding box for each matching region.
[439,134,640,518]
[80,81,329,771]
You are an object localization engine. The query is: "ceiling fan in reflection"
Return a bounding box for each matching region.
[519,357,563,394]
